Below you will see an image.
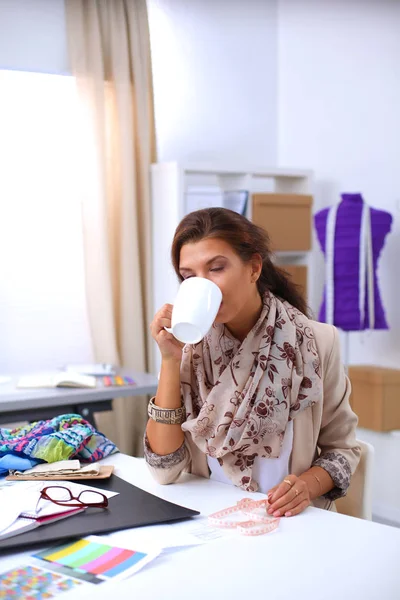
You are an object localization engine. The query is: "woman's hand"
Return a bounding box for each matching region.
[150,304,184,363]
[266,474,311,517]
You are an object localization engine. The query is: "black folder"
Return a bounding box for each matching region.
[0,474,200,552]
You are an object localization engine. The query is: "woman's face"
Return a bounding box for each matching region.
[178,237,261,324]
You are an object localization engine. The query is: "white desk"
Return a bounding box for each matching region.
[0,370,158,426]
[1,454,400,600]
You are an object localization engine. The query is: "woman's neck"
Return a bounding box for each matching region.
[225,292,263,342]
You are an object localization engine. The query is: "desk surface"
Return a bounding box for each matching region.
[1,454,400,600]
[0,369,158,413]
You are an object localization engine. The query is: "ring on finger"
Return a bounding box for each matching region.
[294,488,300,497]
[283,479,293,488]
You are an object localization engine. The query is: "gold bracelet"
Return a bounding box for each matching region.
[147,397,186,425]
[311,473,322,495]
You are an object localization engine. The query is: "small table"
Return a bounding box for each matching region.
[84,456,400,599]
[0,370,158,426]
[0,454,399,599]
[2,454,400,600]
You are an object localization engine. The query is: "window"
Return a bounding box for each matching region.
[0,70,93,374]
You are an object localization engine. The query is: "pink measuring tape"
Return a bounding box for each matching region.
[208,498,280,536]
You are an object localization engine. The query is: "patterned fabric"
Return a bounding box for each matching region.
[180,292,323,492]
[313,451,352,501]
[144,433,188,469]
[0,414,118,463]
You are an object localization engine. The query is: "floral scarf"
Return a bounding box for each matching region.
[181,292,322,492]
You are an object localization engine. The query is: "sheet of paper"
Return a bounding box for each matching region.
[106,523,200,551]
[166,515,239,543]
[107,515,237,553]
[0,535,160,598]
[0,478,17,491]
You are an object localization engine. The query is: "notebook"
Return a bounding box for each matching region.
[17,372,97,389]
[0,507,84,541]
[0,475,200,552]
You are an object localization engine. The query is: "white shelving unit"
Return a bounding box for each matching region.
[151,161,314,369]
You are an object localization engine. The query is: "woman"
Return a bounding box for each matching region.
[145,208,360,517]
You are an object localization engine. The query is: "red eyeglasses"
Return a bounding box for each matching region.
[39,486,109,509]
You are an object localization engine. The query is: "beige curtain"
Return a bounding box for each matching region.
[65,0,156,455]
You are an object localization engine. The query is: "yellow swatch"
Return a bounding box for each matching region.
[44,539,90,562]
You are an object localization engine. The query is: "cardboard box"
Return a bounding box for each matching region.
[348,366,400,432]
[252,193,313,252]
[281,264,308,301]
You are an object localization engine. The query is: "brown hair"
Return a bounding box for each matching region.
[171,207,308,316]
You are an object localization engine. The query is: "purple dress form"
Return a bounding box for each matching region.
[314,193,392,331]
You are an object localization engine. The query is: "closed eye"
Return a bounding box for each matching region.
[181,266,225,279]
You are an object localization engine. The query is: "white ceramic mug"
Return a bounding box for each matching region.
[169,277,222,344]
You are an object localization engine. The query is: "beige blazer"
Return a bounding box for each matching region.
[145,322,361,510]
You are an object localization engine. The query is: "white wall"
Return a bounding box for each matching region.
[148,0,278,165]
[278,0,400,368]
[0,0,68,73]
[278,0,400,524]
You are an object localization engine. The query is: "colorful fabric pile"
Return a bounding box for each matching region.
[0,414,117,473]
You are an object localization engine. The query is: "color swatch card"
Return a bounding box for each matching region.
[0,536,160,599]
[33,536,159,583]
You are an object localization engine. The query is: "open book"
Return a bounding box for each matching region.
[17,372,97,389]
